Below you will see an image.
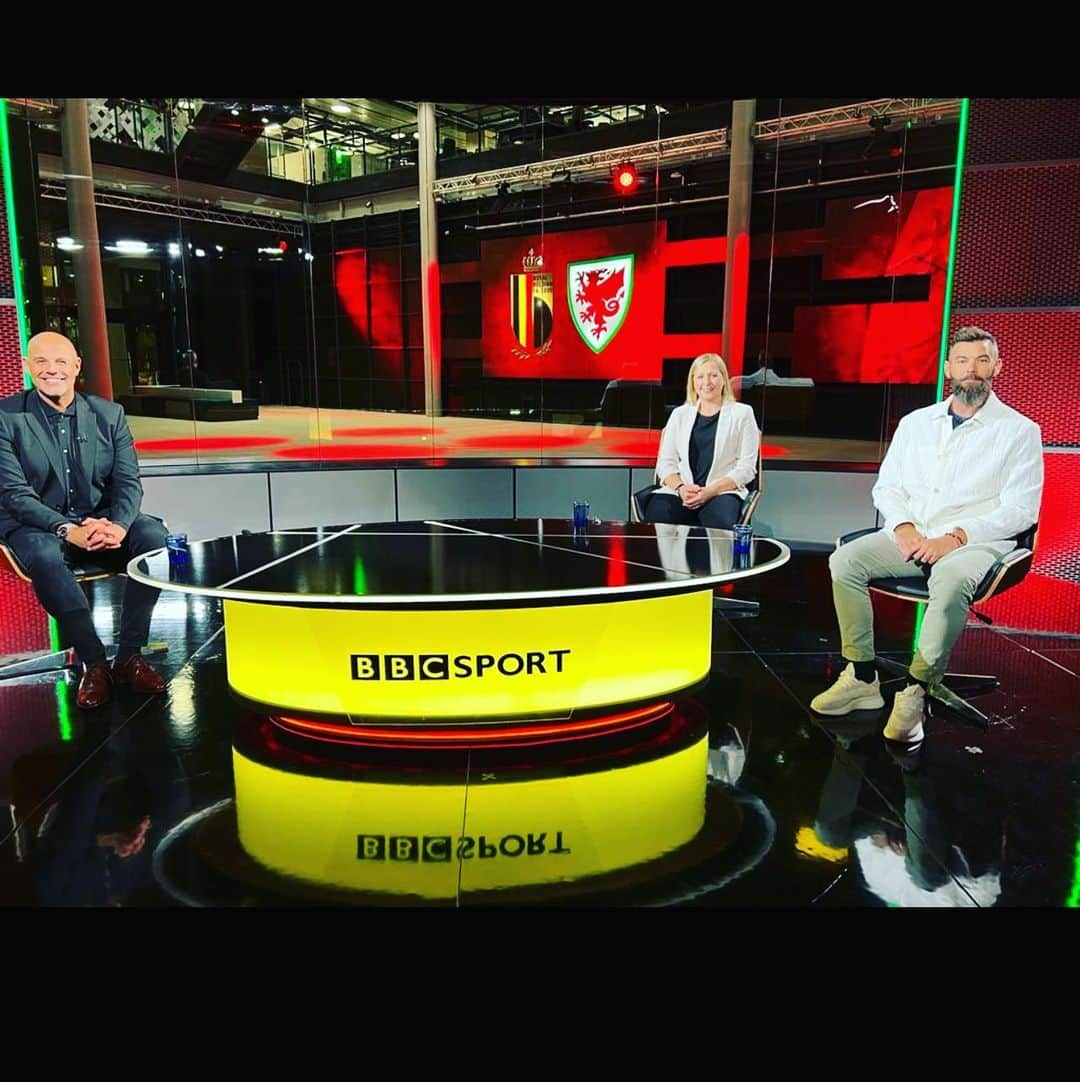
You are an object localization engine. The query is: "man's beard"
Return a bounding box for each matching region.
[954,377,991,408]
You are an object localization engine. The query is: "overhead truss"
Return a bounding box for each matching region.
[39,180,306,233]
[432,98,961,202]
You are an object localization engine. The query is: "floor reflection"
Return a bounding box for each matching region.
[810,718,1001,907]
[2,551,1077,907]
[152,702,781,906]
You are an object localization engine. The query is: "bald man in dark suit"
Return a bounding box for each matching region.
[0,332,168,708]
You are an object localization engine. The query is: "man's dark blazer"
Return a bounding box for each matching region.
[0,389,143,541]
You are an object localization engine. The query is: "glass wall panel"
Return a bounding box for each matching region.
[20,98,958,476]
[749,98,959,466]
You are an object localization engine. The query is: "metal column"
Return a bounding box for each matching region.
[60,98,112,399]
[417,101,442,417]
[721,99,755,379]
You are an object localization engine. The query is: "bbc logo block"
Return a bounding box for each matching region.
[350,650,571,681]
[357,834,452,862]
[351,654,417,680]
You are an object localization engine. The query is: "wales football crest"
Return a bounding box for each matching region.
[568,254,634,353]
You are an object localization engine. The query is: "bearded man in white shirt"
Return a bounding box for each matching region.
[811,326,1043,743]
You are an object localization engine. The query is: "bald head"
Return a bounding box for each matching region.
[26,331,79,359]
[24,331,82,410]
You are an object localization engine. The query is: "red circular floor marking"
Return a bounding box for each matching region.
[134,436,290,453]
[331,426,446,438]
[272,443,437,460]
[452,433,588,451]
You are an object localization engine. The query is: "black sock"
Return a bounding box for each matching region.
[906,674,929,690]
[847,659,877,684]
[58,609,107,667]
[114,643,142,665]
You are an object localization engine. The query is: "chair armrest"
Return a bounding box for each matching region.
[1,540,114,584]
[868,577,931,601]
[0,542,32,582]
[631,482,659,523]
[836,526,878,550]
[739,490,762,527]
[973,547,1034,603]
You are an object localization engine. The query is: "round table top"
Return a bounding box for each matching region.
[127,519,790,607]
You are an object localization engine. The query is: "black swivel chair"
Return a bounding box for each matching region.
[0,539,168,682]
[632,438,764,615]
[631,436,763,525]
[833,523,1039,728]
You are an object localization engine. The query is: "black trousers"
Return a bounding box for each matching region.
[7,514,168,657]
[644,492,744,529]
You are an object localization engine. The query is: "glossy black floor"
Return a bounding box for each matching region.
[2,549,1077,908]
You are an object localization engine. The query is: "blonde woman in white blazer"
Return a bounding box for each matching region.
[645,353,759,529]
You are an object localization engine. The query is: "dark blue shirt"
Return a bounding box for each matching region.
[32,393,92,518]
[688,410,719,487]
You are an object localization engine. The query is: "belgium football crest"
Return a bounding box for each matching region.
[569,254,634,353]
[509,248,554,358]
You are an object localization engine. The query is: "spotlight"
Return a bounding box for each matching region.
[613,161,640,196]
[862,115,897,160]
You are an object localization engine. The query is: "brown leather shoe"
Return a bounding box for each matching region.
[77,663,114,709]
[111,653,167,694]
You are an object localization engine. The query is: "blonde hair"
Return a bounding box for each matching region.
[685,352,734,406]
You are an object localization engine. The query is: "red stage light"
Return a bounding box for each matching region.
[277,240,288,251]
[613,162,640,195]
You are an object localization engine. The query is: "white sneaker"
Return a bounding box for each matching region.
[810,663,885,715]
[883,683,926,743]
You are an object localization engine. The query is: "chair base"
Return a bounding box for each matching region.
[875,655,996,729]
[0,648,77,681]
[0,641,169,682]
[713,595,760,619]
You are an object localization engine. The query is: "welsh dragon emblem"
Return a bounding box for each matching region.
[568,254,634,353]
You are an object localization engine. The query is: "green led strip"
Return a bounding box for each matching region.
[935,97,970,402]
[54,677,72,742]
[913,98,970,651]
[1067,821,1080,907]
[2,99,68,737]
[0,99,31,374]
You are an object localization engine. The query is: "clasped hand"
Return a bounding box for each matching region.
[895,525,956,566]
[66,517,128,551]
[680,482,713,510]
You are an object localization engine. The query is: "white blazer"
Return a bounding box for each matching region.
[653,400,759,500]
